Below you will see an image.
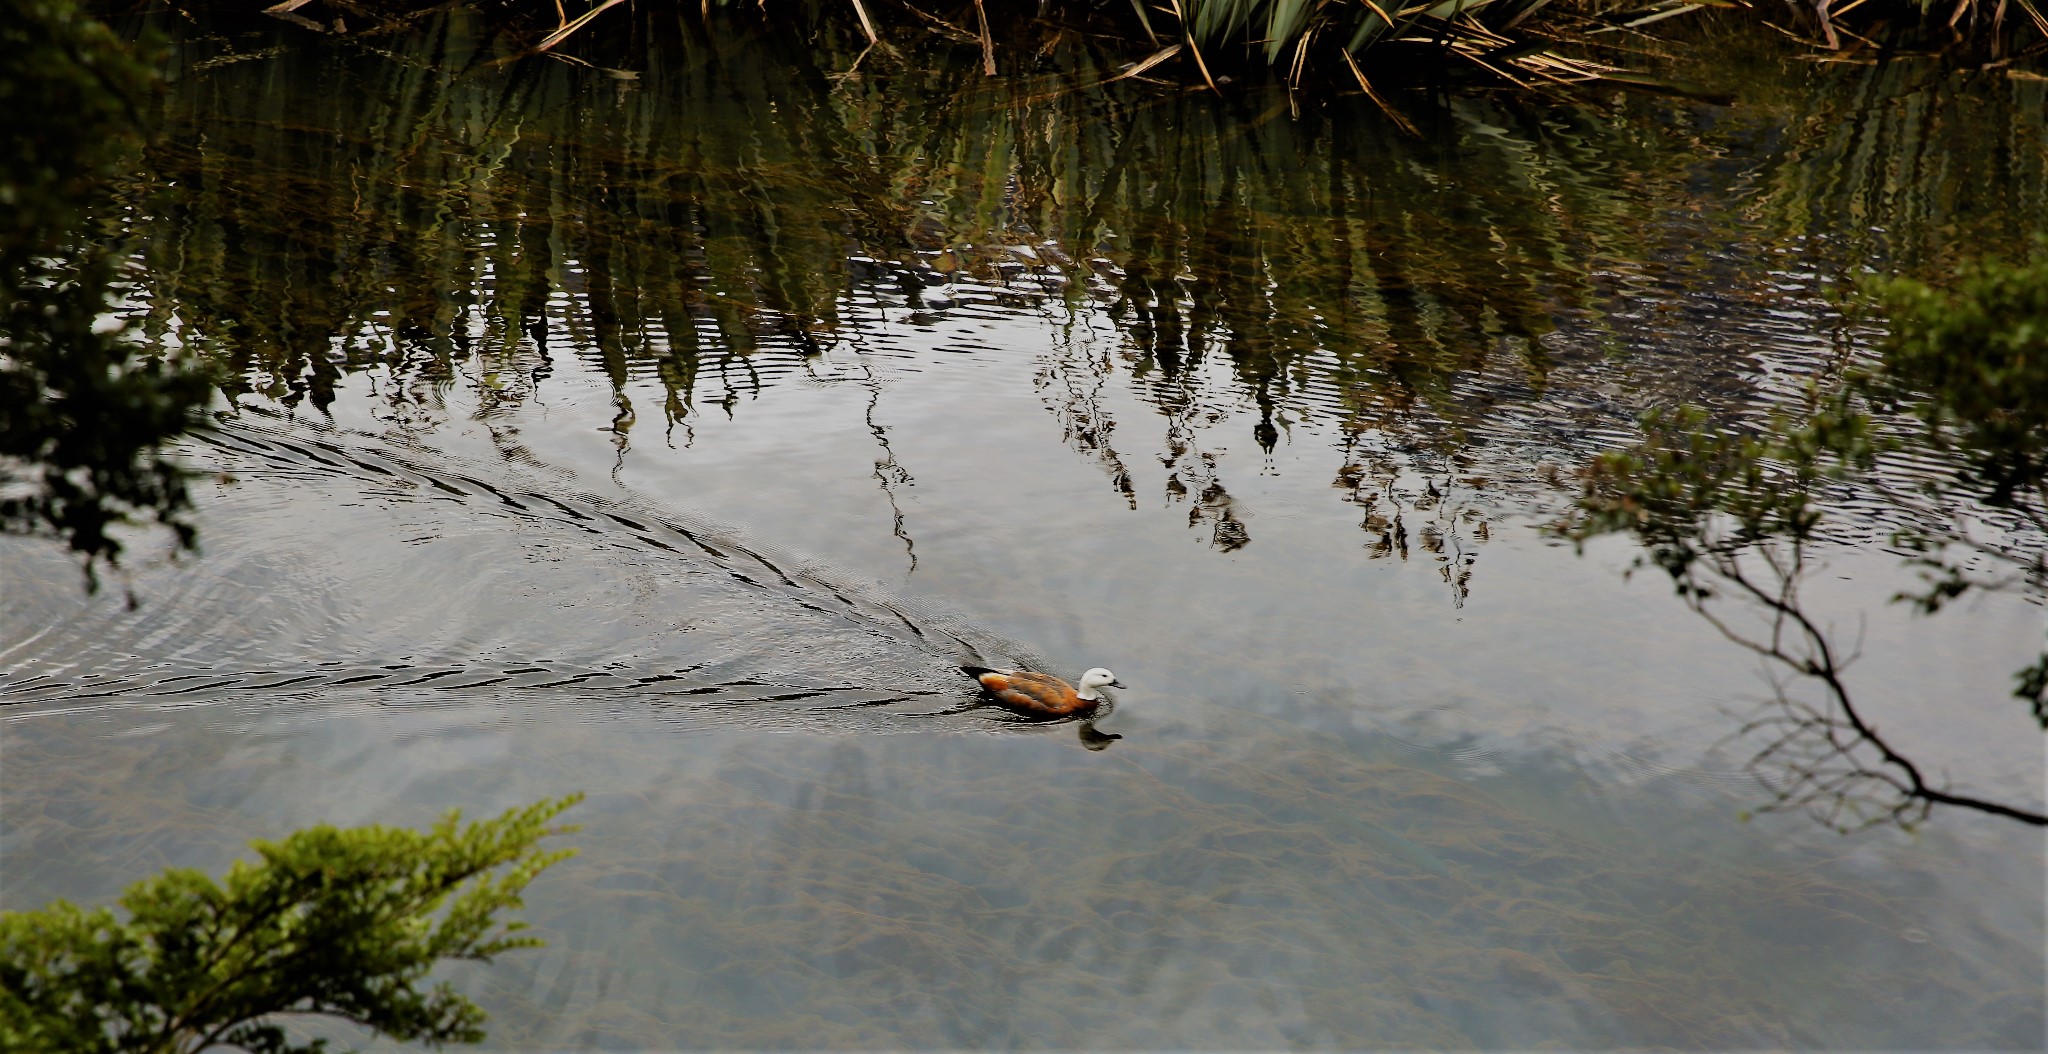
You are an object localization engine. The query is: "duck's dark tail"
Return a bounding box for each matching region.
[959,665,1002,680]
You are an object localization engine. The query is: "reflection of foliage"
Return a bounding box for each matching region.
[1570,254,2048,829]
[0,0,147,257]
[129,12,877,428]
[1336,451,1491,606]
[116,15,2048,569]
[0,795,581,1054]
[118,18,1649,541]
[1738,54,2048,282]
[0,0,210,589]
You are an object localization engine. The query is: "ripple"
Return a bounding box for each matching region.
[2,416,1057,739]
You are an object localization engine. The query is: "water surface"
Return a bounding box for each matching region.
[3,12,2043,1049]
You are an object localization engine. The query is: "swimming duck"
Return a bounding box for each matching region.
[960,665,1124,718]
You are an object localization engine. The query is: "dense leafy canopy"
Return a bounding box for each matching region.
[0,795,581,1053]
[1867,259,2048,510]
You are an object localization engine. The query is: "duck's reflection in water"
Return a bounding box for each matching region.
[946,702,1127,750]
[1076,719,1123,751]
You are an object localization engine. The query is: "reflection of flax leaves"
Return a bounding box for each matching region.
[118,19,2048,592]
[1748,60,2048,280]
[125,22,1653,433]
[128,23,2048,433]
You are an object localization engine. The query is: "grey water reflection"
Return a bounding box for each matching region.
[3,412,2042,1044]
[2,5,2044,1049]
[5,637,2039,1047]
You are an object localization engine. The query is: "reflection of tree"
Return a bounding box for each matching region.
[1042,305,1267,550]
[1570,256,2048,829]
[1730,552,2042,829]
[1036,329,1138,509]
[852,343,919,573]
[0,0,209,591]
[1334,440,1491,607]
[1589,458,2042,829]
[1155,391,1247,552]
[125,10,879,431]
[111,10,2048,591]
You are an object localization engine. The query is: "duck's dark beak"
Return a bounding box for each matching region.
[1108,679,1126,689]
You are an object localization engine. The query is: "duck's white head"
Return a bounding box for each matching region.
[1076,667,1125,700]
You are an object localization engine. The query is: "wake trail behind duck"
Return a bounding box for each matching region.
[1,414,1045,736]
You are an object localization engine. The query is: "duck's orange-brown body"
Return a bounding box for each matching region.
[964,668,1097,717]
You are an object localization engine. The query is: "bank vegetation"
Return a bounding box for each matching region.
[238,0,2047,95]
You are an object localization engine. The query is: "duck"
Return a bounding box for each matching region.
[960,665,1124,718]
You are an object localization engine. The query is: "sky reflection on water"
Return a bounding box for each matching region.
[3,10,2045,1049]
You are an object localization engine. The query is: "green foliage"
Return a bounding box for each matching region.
[1567,252,2048,825]
[0,0,150,256]
[0,0,212,589]
[0,795,582,1054]
[1865,256,2048,510]
[1572,403,1877,594]
[1858,255,2048,628]
[1576,251,2048,610]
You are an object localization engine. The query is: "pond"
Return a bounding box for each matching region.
[3,10,2044,1048]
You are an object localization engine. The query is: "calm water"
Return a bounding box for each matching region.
[3,10,2045,1048]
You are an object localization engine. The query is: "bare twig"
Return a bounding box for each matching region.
[1678,533,2045,828]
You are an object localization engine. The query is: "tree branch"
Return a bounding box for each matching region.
[1695,535,2046,828]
